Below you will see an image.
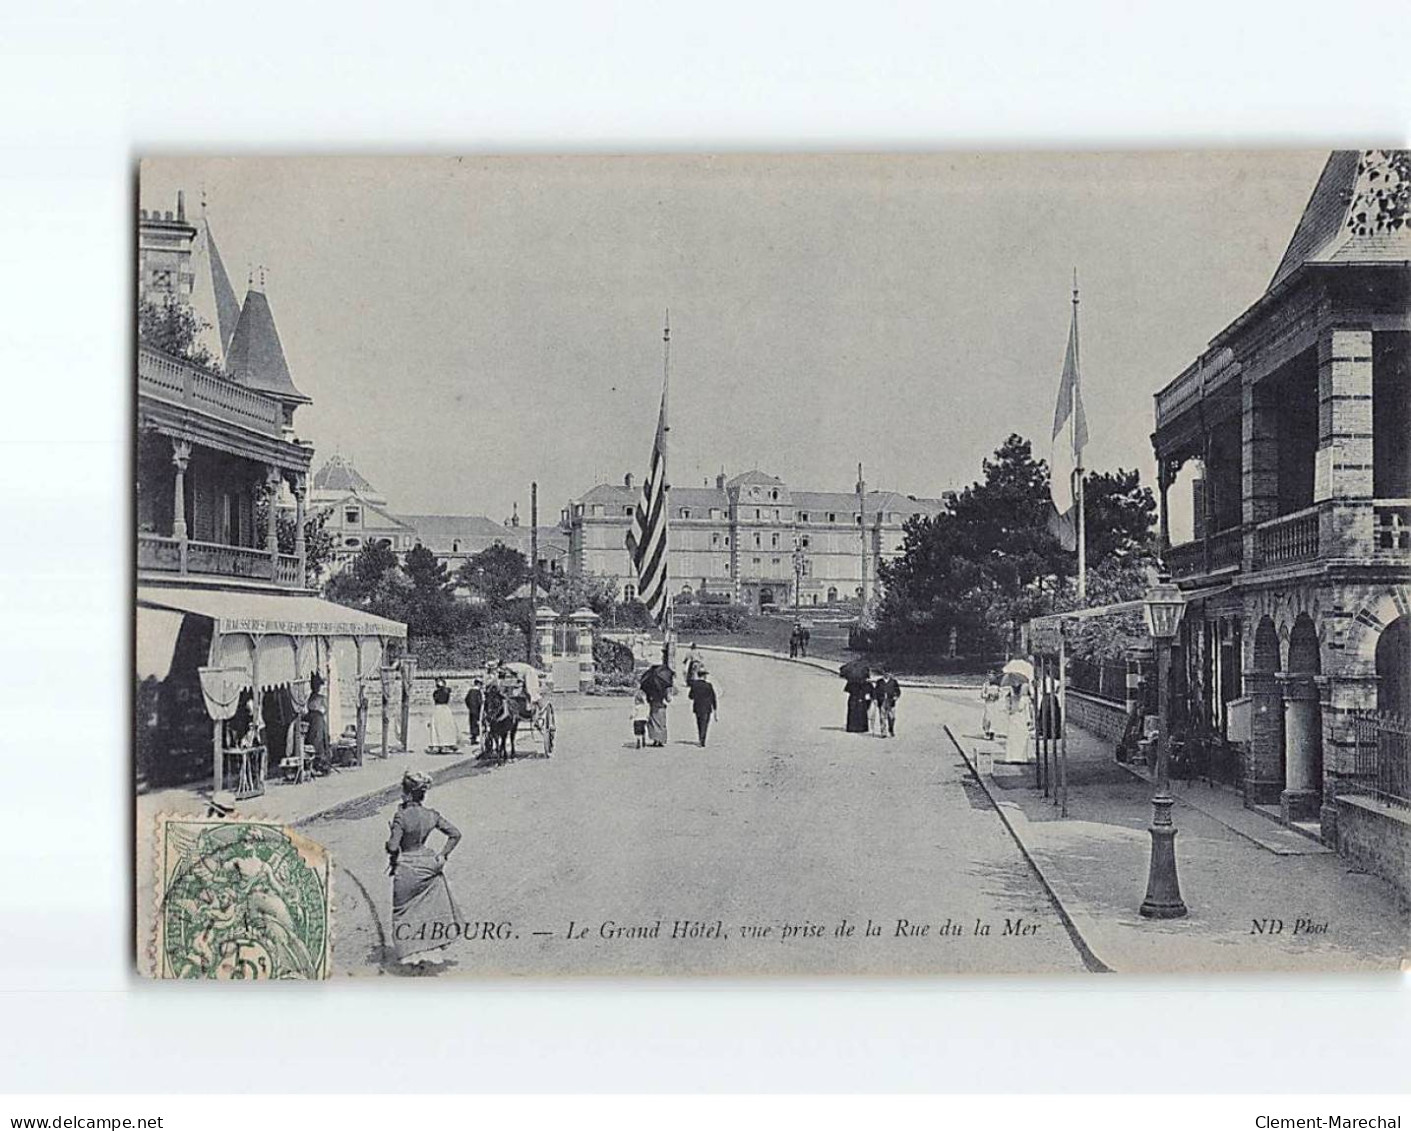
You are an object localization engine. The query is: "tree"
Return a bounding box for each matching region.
[404,544,452,596]
[457,544,528,606]
[254,494,336,588]
[325,540,401,605]
[543,571,619,617]
[876,435,1158,656]
[1082,468,1157,564]
[138,299,219,371]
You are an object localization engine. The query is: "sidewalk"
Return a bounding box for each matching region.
[139,703,496,828]
[945,704,1409,973]
[698,642,978,691]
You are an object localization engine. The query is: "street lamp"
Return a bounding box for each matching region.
[792,539,806,617]
[1140,570,1188,919]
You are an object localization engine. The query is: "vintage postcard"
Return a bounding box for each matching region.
[134,152,1410,977]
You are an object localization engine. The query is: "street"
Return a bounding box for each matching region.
[311,649,1088,976]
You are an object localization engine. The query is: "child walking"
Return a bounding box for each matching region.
[630,689,649,749]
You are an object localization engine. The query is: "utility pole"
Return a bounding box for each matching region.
[857,462,870,620]
[530,482,539,665]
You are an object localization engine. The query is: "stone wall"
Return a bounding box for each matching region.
[1066,690,1129,746]
[1333,795,1410,903]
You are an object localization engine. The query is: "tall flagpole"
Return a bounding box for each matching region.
[662,309,675,669]
[1073,269,1086,604]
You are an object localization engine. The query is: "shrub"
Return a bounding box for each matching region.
[593,637,635,676]
[675,606,747,634]
[409,622,528,669]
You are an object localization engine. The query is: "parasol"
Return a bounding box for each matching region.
[1000,658,1034,688]
[503,661,542,703]
[838,659,871,682]
[640,663,675,699]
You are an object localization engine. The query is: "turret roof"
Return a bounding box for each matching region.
[226,288,309,403]
[312,455,386,504]
[1270,149,1411,291]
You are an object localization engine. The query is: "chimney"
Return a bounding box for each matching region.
[176,190,186,222]
[716,472,726,490]
[624,472,634,491]
[511,501,521,528]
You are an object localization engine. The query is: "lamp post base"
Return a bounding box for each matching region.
[1140,796,1188,919]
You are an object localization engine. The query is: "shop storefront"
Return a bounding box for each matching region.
[136,586,407,795]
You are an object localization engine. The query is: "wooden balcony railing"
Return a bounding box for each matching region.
[138,346,284,436]
[1254,505,1320,568]
[1165,525,1244,580]
[138,531,304,589]
[1165,540,1205,579]
[275,553,304,587]
[1209,526,1243,570]
[187,540,277,580]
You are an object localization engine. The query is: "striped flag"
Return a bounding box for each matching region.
[626,384,670,626]
[1048,296,1088,552]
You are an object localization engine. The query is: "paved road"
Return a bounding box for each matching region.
[310,650,1088,976]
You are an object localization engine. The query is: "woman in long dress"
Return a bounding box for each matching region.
[980,673,1001,740]
[428,677,459,753]
[386,771,462,967]
[1003,682,1035,763]
[844,678,871,733]
[304,675,331,773]
[645,676,672,747]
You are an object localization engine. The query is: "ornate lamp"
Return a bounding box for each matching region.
[1142,572,1187,641]
[1140,570,1188,919]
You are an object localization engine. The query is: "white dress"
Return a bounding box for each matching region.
[1003,689,1034,763]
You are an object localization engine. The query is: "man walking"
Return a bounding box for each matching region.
[874,669,901,738]
[689,667,718,747]
[463,678,483,745]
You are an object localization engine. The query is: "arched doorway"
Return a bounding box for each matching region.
[1280,613,1322,822]
[1375,615,1409,718]
[1370,615,1410,803]
[1246,616,1284,805]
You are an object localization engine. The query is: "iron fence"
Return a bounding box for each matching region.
[1349,710,1411,809]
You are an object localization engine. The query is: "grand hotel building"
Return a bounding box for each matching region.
[562,469,948,611]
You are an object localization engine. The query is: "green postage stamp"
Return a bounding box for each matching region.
[153,816,332,980]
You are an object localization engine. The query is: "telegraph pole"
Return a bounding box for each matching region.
[857,462,870,620]
[529,481,539,664]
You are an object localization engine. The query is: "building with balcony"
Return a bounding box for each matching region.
[562,469,946,611]
[1150,150,1409,875]
[136,195,406,790]
[307,454,570,580]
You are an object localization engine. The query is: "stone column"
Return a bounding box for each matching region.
[535,607,559,672]
[1157,458,1172,555]
[265,466,282,567]
[1315,670,1378,843]
[293,472,307,575]
[1278,672,1322,821]
[570,607,599,691]
[171,438,191,574]
[1242,376,1280,566]
[1314,327,1375,503]
[1242,669,1284,805]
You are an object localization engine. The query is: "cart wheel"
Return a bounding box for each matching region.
[542,704,556,756]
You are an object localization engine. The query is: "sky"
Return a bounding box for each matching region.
[140,152,1329,523]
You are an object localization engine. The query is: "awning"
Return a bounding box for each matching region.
[136,586,407,640]
[136,606,185,681]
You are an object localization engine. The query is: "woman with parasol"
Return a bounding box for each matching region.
[840,659,872,733]
[999,659,1035,763]
[639,662,674,747]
